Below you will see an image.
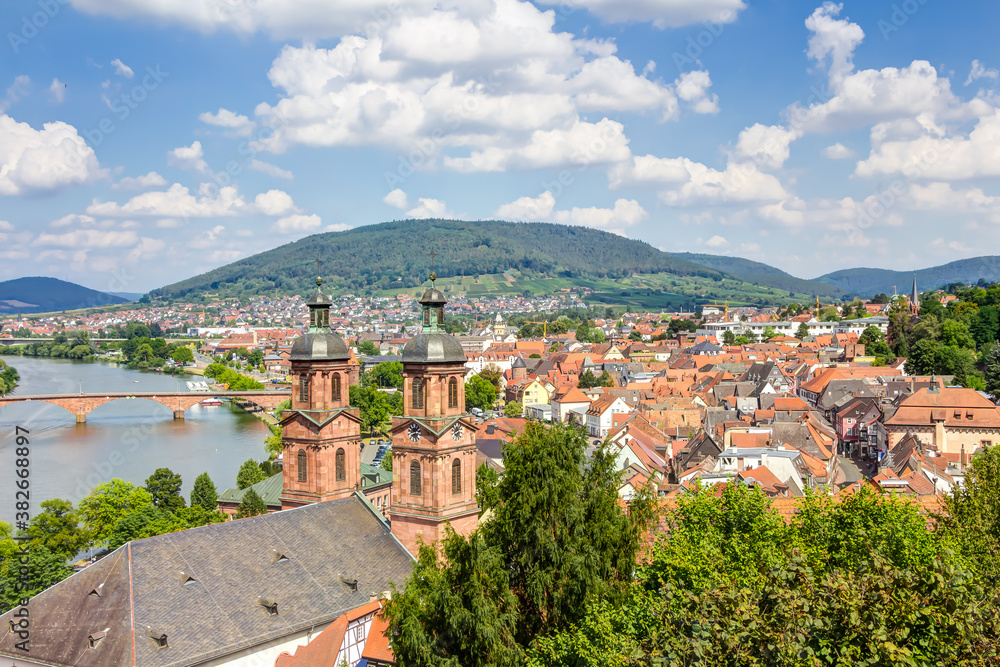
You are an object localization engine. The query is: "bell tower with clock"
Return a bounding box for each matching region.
[389,275,479,556]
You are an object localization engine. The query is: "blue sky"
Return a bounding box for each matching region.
[1,0,999,293]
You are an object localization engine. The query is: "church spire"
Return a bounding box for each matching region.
[910,273,919,311]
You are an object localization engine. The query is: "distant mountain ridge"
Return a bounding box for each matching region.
[668,252,844,298]
[0,277,129,314]
[151,219,725,299]
[814,256,1000,297]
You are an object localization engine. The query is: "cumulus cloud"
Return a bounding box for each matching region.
[965,60,999,86]
[252,189,298,216]
[804,2,864,86]
[34,228,139,248]
[383,188,409,209]
[67,0,744,38]
[675,71,719,114]
[704,235,728,247]
[199,108,253,135]
[495,191,647,231]
[273,214,322,233]
[822,142,855,159]
[248,159,293,180]
[609,154,789,205]
[0,115,103,195]
[112,171,168,190]
[406,198,453,219]
[0,76,31,114]
[167,141,209,174]
[111,58,134,78]
[730,124,799,170]
[87,182,247,217]
[49,78,65,104]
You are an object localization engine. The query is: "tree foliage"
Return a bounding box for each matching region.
[79,479,154,546]
[465,375,497,412]
[236,459,267,490]
[144,468,186,512]
[236,488,267,519]
[190,472,219,511]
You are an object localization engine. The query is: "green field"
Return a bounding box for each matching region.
[382,271,824,309]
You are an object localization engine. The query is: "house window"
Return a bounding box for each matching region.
[410,461,422,496]
[448,377,459,408]
[336,448,346,482]
[423,308,431,327]
[297,449,307,483]
[331,373,341,402]
[452,458,461,495]
[299,374,309,403]
[412,377,424,410]
[983,440,993,449]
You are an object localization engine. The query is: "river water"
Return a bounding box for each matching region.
[0,357,272,525]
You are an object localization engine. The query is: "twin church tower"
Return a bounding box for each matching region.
[276,276,478,555]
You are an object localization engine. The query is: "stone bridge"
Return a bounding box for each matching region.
[0,391,291,423]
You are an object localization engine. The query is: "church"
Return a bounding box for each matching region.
[0,276,480,667]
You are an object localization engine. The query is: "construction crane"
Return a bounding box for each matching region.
[701,301,729,321]
[524,320,549,337]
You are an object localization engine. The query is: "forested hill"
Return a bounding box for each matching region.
[151,219,723,298]
[0,277,128,313]
[668,252,844,298]
[815,256,1000,297]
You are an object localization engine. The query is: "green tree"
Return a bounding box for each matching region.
[503,401,523,418]
[384,422,655,665]
[858,325,885,345]
[236,488,267,519]
[363,360,404,389]
[577,369,613,389]
[0,546,72,613]
[236,459,266,490]
[144,468,186,512]
[350,385,394,435]
[761,326,778,341]
[357,340,380,356]
[795,322,810,339]
[722,330,736,346]
[171,346,194,364]
[941,318,976,350]
[381,450,393,471]
[465,375,498,412]
[478,363,504,390]
[78,479,154,547]
[985,341,1000,401]
[27,499,90,562]
[190,472,219,511]
[905,338,942,375]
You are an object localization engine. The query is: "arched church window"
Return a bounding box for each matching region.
[410,461,422,496]
[412,377,424,410]
[448,377,459,408]
[331,374,341,402]
[336,448,345,482]
[299,374,309,403]
[297,450,307,483]
[451,458,461,495]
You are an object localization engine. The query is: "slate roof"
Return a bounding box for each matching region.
[0,494,414,667]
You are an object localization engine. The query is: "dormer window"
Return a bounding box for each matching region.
[148,629,168,649]
[88,630,107,649]
[273,552,289,563]
[259,598,278,615]
[181,574,197,586]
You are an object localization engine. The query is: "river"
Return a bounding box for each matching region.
[0,357,273,526]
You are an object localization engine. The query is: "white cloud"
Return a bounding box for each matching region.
[406,198,453,219]
[34,229,139,248]
[0,221,13,231]
[167,141,209,174]
[538,0,744,28]
[674,70,719,115]
[383,188,409,209]
[67,0,743,38]
[188,225,226,249]
[50,213,96,228]
[126,237,166,262]
[731,124,799,170]
[273,214,322,233]
[804,2,864,86]
[49,78,65,104]
[111,58,134,79]
[88,182,247,217]
[0,115,103,195]
[112,171,168,190]
[247,159,293,180]
[252,189,298,216]
[495,191,647,231]
[609,154,789,205]
[704,235,728,247]
[324,223,352,232]
[0,76,30,114]
[822,142,855,159]
[965,60,999,86]
[199,108,253,135]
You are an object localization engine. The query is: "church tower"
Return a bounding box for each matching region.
[910,273,920,317]
[494,311,507,339]
[389,278,479,556]
[280,277,363,509]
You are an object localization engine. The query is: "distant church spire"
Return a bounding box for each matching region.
[910,273,919,316]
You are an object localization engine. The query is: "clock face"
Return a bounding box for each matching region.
[452,422,463,441]
[408,423,421,442]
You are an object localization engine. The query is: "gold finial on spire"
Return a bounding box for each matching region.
[316,276,323,288]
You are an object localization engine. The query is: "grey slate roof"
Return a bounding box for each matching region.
[401,332,466,363]
[0,494,414,667]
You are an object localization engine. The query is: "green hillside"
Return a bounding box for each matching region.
[151,219,723,299]
[0,277,129,314]
[669,252,844,298]
[815,256,1000,297]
